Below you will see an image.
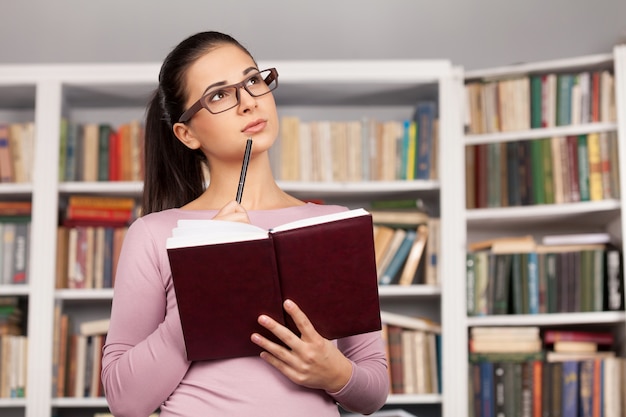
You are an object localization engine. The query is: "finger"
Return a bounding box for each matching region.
[255,314,301,350]
[283,299,319,340]
[212,201,250,223]
[250,331,293,364]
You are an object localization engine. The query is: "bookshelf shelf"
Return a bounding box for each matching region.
[0,183,33,196]
[464,121,618,145]
[58,181,143,196]
[463,52,613,80]
[278,180,440,201]
[378,284,441,298]
[466,199,621,229]
[0,398,27,408]
[55,289,114,301]
[51,397,108,408]
[0,285,30,296]
[386,393,443,405]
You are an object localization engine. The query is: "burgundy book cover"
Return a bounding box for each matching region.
[167,211,382,361]
[271,214,381,340]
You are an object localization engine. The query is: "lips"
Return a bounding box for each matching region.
[242,119,266,134]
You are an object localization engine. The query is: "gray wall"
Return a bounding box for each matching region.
[1,0,625,70]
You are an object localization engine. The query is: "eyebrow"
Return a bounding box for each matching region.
[202,67,259,95]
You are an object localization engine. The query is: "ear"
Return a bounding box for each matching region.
[173,122,201,150]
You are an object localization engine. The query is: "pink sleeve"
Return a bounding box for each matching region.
[328,331,390,414]
[101,218,191,417]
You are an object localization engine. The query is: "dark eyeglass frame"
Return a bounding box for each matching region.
[177,68,279,123]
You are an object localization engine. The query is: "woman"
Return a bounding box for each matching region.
[101,31,389,416]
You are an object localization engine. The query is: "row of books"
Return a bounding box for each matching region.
[56,196,135,289]
[464,70,616,135]
[468,326,623,417]
[466,131,620,209]
[52,308,110,398]
[469,357,626,417]
[59,119,145,182]
[56,225,128,289]
[373,216,440,286]
[272,105,438,182]
[0,122,35,184]
[466,237,623,316]
[469,326,617,357]
[0,334,27,398]
[381,311,441,395]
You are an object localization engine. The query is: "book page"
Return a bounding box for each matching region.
[166,219,268,249]
[270,208,369,233]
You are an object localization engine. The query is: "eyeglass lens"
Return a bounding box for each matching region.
[203,69,277,114]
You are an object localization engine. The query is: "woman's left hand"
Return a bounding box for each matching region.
[251,299,353,392]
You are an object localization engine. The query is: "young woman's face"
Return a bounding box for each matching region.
[174,44,279,163]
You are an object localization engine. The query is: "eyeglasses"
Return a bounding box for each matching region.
[178,68,279,122]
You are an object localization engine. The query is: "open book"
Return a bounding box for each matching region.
[166,208,382,361]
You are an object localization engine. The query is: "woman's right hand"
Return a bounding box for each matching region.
[212,200,251,223]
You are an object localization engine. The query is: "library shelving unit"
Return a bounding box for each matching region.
[461,45,626,416]
[0,60,465,417]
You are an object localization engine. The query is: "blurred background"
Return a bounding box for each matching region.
[0,0,625,69]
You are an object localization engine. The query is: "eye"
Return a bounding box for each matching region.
[246,73,264,87]
[207,88,232,103]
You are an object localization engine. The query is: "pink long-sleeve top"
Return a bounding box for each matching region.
[101,203,389,417]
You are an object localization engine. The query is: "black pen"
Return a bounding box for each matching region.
[236,138,253,204]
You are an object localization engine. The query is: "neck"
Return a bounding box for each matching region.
[184,153,304,211]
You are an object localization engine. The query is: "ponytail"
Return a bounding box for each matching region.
[141,89,205,216]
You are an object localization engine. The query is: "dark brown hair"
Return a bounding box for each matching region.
[142,31,254,215]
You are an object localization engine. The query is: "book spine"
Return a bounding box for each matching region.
[66,207,133,222]
[11,223,29,284]
[561,361,579,417]
[68,196,135,210]
[527,252,539,314]
[415,101,436,180]
[587,132,603,201]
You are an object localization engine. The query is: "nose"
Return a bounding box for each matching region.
[237,86,257,113]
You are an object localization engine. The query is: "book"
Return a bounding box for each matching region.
[166,208,381,361]
[79,318,110,336]
[67,195,135,210]
[561,361,579,417]
[0,125,13,182]
[468,234,536,253]
[541,232,611,246]
[386,324,404,394]
[546,351,615,362]
[397,224,429,286]
[606,248,624,311]
[543,329,614,345]
[368,209,429,227]
[376,228,407,279]
[414,100,437,180]
[372,225,395,268]
[553,340,597,353]
[379,310,441,333]
[379,229,416,285]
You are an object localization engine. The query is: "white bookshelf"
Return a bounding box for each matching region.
[0,59,464,417]
[461,45,626,417]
